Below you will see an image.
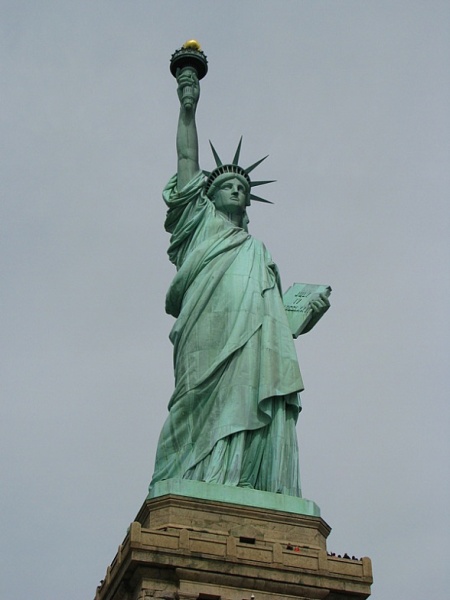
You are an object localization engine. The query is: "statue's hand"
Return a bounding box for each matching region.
[300,292,331,335]
[309,292,330,317]
[177,67,200,111]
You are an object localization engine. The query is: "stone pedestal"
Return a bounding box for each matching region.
[95,483,372,600]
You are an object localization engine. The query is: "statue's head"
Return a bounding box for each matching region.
[204,138,274,208]
[209,174,250,215]
[208,173,251,210]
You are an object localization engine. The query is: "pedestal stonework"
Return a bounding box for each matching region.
[95,483,372,600]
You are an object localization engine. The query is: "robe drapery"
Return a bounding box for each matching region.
[150,172,304,496]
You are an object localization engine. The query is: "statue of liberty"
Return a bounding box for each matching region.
[149,42,329,497]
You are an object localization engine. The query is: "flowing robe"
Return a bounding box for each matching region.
[150,172,304,496]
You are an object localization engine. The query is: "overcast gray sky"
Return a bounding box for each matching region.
[1,2,449,599]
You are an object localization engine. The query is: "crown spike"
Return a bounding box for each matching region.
[232,136,243,165]
[209,141,223,167]
[244,155,269,174]
[250,180,276,188]
[250,193,273,204]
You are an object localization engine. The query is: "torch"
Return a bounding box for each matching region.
[170,40,208,109]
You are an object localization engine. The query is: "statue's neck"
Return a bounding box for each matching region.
[228,212,244,228]
[217,210,244,228]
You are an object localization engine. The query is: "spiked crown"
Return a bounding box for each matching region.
[204,138,274,205]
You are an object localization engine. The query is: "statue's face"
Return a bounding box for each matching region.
[212,176,249,215]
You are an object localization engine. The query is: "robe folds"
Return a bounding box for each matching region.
[150,172,304,496]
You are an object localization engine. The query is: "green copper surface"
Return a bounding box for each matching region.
[148,479,321,517]
[149,47,330,500]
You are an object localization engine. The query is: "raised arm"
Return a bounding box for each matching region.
[176,68,201,190]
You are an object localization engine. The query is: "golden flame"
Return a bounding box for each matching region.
[182,40,201,51]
